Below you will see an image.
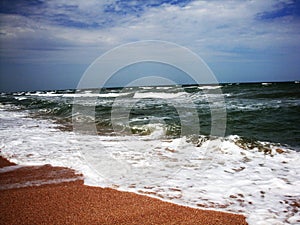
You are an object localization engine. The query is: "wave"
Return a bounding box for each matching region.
[14,96,28,101]
[25,92,131,98]
[133,92,187,99]
[155,86,173,90]
[229,90,300,100]
[198,85,222,90]
[1,82,299,150]
[261,82,272,86]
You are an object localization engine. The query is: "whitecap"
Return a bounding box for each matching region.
[133,92,187,99]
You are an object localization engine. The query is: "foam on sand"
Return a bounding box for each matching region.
[0,157,247,225]
[0,104,299,225]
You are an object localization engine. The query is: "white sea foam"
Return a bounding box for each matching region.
[0,165,25,173]
[26,92,63,97]
[64,92,131,98]
[0,105,299,225]
[0,177,81,190]
[140,86,153,90]
[134,92,187,99]
[198,85,222,90]
[24,92,130,98]
[14,96,28,101]
[156,86,173,90]
[226,99,300,111]
[262,82,272,86]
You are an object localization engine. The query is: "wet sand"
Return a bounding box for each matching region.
[0,156,248,225]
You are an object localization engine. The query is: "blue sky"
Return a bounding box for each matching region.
[0,0,300,92]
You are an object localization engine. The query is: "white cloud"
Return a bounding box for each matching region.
[0,0,299,64]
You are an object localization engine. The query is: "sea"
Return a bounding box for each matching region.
[0,82,299,225]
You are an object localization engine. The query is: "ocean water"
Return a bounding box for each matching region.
[0,82,299,224]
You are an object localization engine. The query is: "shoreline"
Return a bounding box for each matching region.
[0,156,248,224]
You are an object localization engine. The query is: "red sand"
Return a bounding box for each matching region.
[0,156,248,225]
[0,156,16,168]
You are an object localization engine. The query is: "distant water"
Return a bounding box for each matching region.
[1,82,299,149]
[0,82,300,225]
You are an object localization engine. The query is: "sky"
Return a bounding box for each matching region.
[0,0,300,92]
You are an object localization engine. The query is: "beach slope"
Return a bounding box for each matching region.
[0,157,247,225]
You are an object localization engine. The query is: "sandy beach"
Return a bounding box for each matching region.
[0,156,248,225]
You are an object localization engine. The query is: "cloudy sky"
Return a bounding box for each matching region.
[0,0,299,92]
